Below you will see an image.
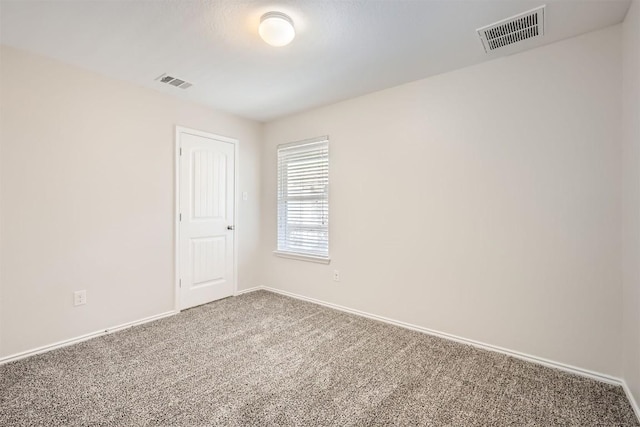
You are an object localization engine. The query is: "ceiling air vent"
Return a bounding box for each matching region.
[477,5,545,53]
[156,73,193,89]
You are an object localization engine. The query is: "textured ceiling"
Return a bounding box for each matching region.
[0,0,631,122]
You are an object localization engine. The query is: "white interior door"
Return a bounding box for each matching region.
[178,128,235,310]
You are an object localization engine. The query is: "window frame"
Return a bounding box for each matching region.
[273,136,330,264]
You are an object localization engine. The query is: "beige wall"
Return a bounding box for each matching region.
[622,0,640,411]
[0,46,262,357]
[262,26,623,377]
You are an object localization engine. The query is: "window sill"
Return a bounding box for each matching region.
[273,250,331,264]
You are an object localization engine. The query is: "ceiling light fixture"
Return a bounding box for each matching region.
[259,12,295,47]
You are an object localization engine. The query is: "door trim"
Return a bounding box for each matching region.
[174,126,239,312]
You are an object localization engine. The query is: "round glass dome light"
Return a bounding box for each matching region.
[259,12,295,47]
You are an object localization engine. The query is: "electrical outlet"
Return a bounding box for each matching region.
[333,270,340,282]
[74,290,87,306]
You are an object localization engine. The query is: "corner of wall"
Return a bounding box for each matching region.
[621,0,640,415]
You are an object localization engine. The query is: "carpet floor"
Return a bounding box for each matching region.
[1,290,638,426]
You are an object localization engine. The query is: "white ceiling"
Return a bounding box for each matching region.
[0,0,631,122]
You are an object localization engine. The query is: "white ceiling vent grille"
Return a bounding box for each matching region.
[477,5,545,53]
[156,73,193,89]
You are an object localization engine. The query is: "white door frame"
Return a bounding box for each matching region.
[174,126,239,311]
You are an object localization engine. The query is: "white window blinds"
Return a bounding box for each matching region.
[277,137,329,258]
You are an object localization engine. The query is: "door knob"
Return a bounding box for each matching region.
[227,225,235,230]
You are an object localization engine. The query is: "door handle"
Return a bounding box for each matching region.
[227,225,235,230]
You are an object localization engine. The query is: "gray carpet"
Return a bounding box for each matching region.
[1,290,638,426]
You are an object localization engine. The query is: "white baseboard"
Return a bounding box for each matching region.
[622,380,640,422]
[246,286,624,387]
[0,310,178,365]
[234,286,263,296]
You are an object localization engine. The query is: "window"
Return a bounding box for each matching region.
[275,137,329,263]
